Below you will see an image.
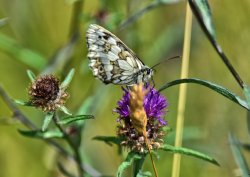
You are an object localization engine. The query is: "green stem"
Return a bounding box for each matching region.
[69,0,84,37]
[133,154,145,177]
[53,114,84,177]
[0,85,101,176]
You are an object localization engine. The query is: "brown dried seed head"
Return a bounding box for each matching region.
[28,75,68,112]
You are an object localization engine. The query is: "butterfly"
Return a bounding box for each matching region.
[86,24,153,86]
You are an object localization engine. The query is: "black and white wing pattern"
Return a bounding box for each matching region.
[86,24,153,85]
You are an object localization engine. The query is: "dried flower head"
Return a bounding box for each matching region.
[28,75,68,112]
[114,84,168,153]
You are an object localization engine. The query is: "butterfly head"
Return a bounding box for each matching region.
[141,67,154,83]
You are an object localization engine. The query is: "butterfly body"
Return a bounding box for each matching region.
[86,24,153,85]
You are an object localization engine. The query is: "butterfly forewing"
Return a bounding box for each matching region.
[86,24,152,85]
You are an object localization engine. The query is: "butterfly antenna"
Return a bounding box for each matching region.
[151,55,181,69]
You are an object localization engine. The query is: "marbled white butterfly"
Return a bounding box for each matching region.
[86,24,153,85]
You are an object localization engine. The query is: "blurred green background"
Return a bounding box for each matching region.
[0,0,250,176]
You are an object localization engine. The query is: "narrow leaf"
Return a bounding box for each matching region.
[229,133,250,177]
[243,85,250,106]
[18,129,63,139]
[188,0,244,88]
[244,85,250,136]
[158,78,249,110]
[160,0,184,4]
[14,99,32,106]
[60,69,75,89]
[27,70,36,82]
[59,106,72,115]
[0,17,9,28]
[136,171,152,177]
[188,0,215,38]
[57,115,94,125]
[117,152,142,177]
[160,144,219,166]
[0,33,46,70]
[93,136,122,146]
[247,111,250,138]
[133,155,146,177]
[42,112,54,132]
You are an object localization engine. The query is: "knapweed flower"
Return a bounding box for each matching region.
[114,84,168,153]
[28,75,68,112]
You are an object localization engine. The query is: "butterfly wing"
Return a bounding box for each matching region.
[86,24,146,85]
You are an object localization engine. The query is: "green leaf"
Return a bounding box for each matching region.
[0,33,46,70]
[0,17,9,28]
[244,85,250,137]
[159,0,184,4]
[188,0,215,38]
[133,155,146,177]
[42,112,54,132]
[26,70,36,82]
[14,99,32,106]
[229,133,250,177]
[57,115,94,125]
[59,106,72,115]
[188,0,244,89]
[136,171,152,177]
[93,136,122,146]
[243,85,250,106]
[18,129,63,139]
[160,144,219,166]
[117,152,142,177]
[60,69,75,89]
[158,78,249,110]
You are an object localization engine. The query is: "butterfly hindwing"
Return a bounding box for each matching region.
[86,24,152,85]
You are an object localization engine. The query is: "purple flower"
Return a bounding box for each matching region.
[114,86,168,125]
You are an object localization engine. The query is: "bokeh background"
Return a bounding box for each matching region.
[0,0,250,177]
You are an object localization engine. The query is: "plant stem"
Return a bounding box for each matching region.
[53,114,84,177]
[69,0,84,37]
[146,140,158,177]
[133,154,145,177]
[188,0,244,89]
[171,2,192,177]
[0,85,101,176]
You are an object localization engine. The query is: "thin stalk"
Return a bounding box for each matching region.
[171,3,192,177]
[53,114,84,177]
[0,85,101,176]
[146,141,158,177]
[68,0,84,37]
